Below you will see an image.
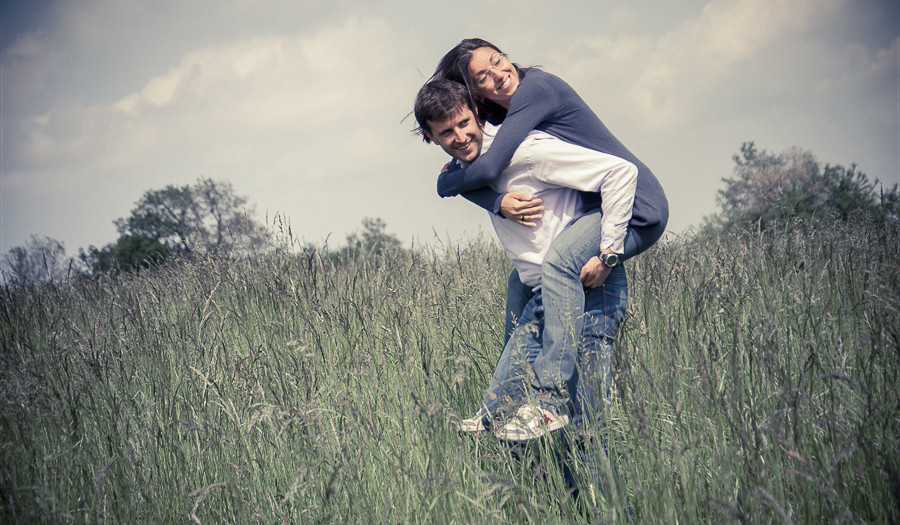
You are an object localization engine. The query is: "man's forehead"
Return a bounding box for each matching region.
[430,106,474,129]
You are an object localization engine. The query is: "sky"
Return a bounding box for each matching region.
[1,0,898,256]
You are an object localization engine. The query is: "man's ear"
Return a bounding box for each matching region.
[424,130,434,143]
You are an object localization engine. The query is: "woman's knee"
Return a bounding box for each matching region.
[543,240,588,278]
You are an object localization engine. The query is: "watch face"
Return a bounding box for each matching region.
[603,253,619,266]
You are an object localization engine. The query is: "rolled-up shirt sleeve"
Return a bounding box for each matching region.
[530,135,638,254]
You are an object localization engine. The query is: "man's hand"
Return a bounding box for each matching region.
[580,255,612,288]
[499,193,544,226]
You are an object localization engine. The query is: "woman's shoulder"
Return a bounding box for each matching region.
[519,68,572,97]
[521,67,557,84]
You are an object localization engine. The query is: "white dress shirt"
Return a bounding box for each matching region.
[478,123,637,288]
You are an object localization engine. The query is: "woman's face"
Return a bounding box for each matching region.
[468,46,519,106]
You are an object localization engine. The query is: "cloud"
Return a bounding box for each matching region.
[6,16,418,182]
[552,0,848,129]
[813,37,900,127]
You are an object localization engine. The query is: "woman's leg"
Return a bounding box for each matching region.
[532,209,664,393]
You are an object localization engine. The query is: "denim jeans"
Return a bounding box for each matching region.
[482,264,627,428]
[505,208,664,392]
[504,268,534,345]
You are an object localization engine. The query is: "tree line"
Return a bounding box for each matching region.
[4,143,897,285]
[2,177,403,285]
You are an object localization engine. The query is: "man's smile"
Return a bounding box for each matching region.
[454,140,474,152]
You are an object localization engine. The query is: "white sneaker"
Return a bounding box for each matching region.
[494,404,569,441]
[457,408,490,432]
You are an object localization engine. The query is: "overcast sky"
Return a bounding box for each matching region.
[2,0,898,255]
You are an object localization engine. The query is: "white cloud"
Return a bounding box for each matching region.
[10,16,415,178]
[553,0,848,129]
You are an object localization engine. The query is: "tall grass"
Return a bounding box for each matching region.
[616,219,899,522]
[1,220,897,523]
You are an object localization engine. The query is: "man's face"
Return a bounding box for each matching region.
[425,106,483,164]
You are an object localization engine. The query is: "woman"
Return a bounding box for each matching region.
[434,39,668,421]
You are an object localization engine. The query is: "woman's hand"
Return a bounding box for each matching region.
[579,255,612,288]
[500,193,544,226]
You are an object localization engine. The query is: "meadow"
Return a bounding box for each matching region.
[1,218,897,523]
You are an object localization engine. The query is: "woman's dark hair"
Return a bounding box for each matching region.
[432,38,525,125]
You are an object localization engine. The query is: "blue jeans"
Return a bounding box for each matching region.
[483,264,627,427]
[504,268,534,345]
[503,209,664,392]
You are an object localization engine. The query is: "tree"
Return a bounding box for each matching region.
[713,142,898,229]
[1,235,73,284]
[716,142,826,228]
[823,163,899,221]
[79,234,169,275]
[79,178,269,276]
[340,217,403,260]
[115,177,269,257]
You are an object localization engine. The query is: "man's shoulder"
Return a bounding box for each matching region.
[481,122,499,153]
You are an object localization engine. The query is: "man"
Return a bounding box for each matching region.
[413,80,633,440]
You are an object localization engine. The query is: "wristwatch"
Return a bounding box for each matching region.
[600,252,620,267]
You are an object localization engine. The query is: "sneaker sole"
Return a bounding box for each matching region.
[495,414,569,441]
[457,421,487,432]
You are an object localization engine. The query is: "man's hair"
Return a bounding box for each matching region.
[413,79,477,143]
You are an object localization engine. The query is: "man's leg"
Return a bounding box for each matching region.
[478,293,544,418]
[568,264,627,430]
[568,264,629,512]
[505,268,534,346]
[492,291,571,441]
[459,275,535,432]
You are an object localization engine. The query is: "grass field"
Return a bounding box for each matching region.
[2,219,898,523]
